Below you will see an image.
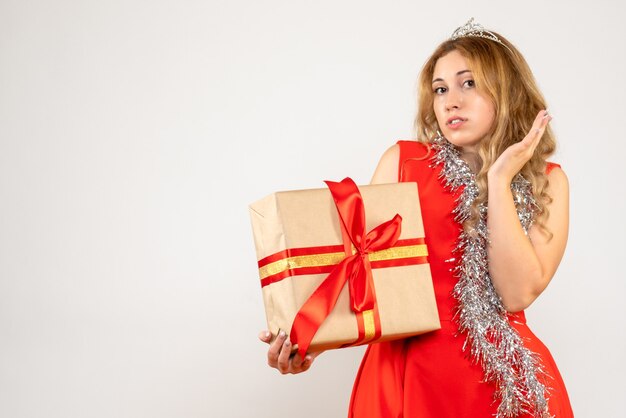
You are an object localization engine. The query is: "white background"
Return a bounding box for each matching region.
[1,1,625,417]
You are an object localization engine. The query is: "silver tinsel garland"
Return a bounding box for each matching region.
[431,135,551,418]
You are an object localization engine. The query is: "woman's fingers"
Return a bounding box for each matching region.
[291,352,302,369]
[276,337,292,374]
[267,330,286,368]
[260,329,319,374]
[527,110,551,147]
[258,330,271,343]
[300,355,313,372]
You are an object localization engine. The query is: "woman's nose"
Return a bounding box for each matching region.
[445,89,462,111]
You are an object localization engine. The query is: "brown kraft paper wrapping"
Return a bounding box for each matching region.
[249,181,441,353]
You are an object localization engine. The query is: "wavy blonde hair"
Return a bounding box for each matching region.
[414,32,556,239]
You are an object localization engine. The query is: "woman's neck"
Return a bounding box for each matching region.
[460,149,481,174]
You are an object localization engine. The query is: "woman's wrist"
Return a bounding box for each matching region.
[487,170,513,190]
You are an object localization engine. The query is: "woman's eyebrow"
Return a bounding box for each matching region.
[432,69,472,84]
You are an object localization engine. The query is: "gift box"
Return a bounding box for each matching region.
[249,178,440,358]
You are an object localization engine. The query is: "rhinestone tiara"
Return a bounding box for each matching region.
[450,18,512,52]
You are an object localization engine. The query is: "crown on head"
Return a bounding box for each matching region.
[450,18,512,52]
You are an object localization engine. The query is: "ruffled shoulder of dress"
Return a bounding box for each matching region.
[545,161,562,175]
[395,140,432,160]
[396,140,435,182]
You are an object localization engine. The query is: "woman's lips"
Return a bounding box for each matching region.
[447,118,466,129]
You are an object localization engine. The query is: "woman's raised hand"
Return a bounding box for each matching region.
[488,110,552,184]
[258,330,321,374]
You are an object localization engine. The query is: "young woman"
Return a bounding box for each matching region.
[259,19,574,418]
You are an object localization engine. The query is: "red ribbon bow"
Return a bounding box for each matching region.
[290,177,402,359]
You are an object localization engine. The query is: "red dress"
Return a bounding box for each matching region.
[348,140,573,418]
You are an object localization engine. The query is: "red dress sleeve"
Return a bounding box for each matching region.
[546,162,561,175]
[396,140,432,182]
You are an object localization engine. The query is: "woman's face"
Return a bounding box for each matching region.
[431,50,495,153]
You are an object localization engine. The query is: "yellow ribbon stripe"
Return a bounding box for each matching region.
[362,309,376,340]
[258,244,428,280]
[367,244,428,262]
[259,252,346,280]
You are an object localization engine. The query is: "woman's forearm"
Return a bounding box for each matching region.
[486,174,543,312]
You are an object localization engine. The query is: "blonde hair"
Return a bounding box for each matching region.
[414,32,555,239]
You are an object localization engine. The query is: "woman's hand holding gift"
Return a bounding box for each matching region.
[258,330,322,375]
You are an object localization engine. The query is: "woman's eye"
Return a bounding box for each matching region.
[434,87,446,94]
[463,79,475,88]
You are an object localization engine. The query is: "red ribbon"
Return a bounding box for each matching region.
[289,177,402,359]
